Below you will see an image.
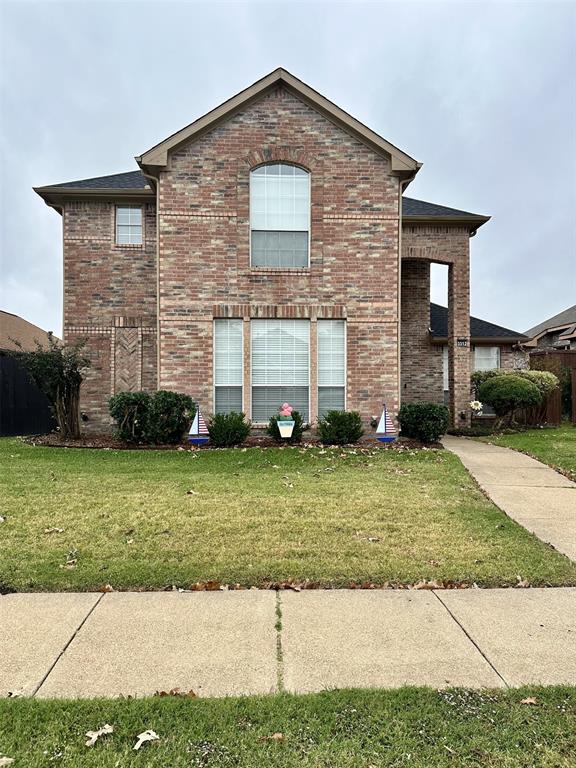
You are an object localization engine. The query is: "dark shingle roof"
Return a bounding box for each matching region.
[47,170,149,190]
[430,303,527,341]
[402,197,486,219]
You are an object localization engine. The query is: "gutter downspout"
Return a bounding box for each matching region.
[139,166,161,390]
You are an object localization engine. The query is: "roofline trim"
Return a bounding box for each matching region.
[431,336,528,344]
[136,68,421,175]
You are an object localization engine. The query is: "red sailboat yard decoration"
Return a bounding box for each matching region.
[376,403,396,443]
[188,403,210,446]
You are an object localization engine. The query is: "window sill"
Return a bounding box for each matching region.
[249,267,310,275]
[114,243,144,250]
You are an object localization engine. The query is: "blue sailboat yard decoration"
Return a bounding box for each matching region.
[188,403,210,446]
[376,403,397,444]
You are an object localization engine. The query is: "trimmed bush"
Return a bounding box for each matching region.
[317,410,364,445]
[397,402,449,443]
[146,390,195,444]
[267,411,306,443]
[109,391,151,443]
[471,368,559,399]
[208,412,251,447]
[447,426,494,437]
[478,375,541,423]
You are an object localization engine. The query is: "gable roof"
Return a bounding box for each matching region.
[0,310,59,352]
[430,303,527,343]
[136,68,421,178]
[524,304,576,338]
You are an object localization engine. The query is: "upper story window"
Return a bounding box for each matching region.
[116,205,143,245]
[250,163,310,268]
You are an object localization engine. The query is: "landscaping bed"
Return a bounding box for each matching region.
[1,437,575,591]
[1,686,574,767]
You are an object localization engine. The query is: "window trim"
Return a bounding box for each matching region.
[213,318,244,415]
[249,163,311,270]
[114,204,144,247]
[249,318,311,424]
[317,319,347,417]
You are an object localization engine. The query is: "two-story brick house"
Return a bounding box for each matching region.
[35,68,524,432]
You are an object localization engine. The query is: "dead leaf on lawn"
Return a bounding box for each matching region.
[0,516,6,523]
[155,687,197,698]
[186,489,199,496]
[0,757,15,766]
[44,527,65,534]
[189,580,222,591]
[98,584,114,593]
[259,733,284,743]
[7,689,24,698]
[133,730,160,750]
[85,723,114,747]
[520,697,538,706]
[515,576,531,588]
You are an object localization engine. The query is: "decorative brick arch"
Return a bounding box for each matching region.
[243,146,319,173]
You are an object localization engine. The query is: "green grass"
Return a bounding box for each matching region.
[1,437,576,591]
[481,424,576,481]
[0,687,575,767]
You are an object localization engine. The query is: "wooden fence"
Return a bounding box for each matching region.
[530,349,576,425]
[0,352,55,436]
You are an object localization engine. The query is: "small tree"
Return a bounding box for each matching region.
[9,334,90,438]
[478,375,541,427]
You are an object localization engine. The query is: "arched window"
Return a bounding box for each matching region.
[250,163,310,267]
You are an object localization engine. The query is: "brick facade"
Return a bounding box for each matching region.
[57,82,488,432]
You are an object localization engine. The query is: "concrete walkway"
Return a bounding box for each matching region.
[443,436,576,561]
[1,588,575,698]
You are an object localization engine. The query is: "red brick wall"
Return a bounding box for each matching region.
[156,85,401,424]
[63,201,158,427]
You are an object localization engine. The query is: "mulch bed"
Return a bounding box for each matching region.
[23,433,438,451]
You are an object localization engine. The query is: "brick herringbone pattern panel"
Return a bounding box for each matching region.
[115,328,141,392]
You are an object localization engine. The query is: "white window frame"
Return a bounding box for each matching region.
[249,163,311,269]
[213,319,244,414]
[317,319,347,416]
[249,319,311,423]
[473,345,501,372]
[115,205,143,246]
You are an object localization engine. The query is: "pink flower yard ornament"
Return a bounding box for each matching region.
[277,402,295,438]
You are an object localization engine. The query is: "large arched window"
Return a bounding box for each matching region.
[250,163,310,267]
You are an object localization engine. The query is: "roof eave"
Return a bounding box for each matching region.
[136,68,421,175]
[34,186,154,212]
[403,214,491,233]
[431,335,528,344]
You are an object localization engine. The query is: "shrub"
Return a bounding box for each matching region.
[208,412,251,447]
[267,411,306,443]
[478,375,541,424]
[9,334,90,438]
[471,368,559,399]
[447,426,494,437]
[317,410,364,445]
[397,403,449,443]
[109,391,151,443]
[146,390,194,444]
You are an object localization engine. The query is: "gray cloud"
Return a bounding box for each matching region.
[1,0,574,335]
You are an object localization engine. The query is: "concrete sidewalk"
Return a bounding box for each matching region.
[443,436,576,561]
[1,588,575,699]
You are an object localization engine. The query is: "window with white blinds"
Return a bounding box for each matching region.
[474,346,501,371]
[116,205,142,245]
[214,319,243,414]
[318,320,346,417]
[250,164,310,267]
[251,319,309,421]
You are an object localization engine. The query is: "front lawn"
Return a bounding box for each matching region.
[1,437,575,591]
[1,687,575,767]
[481,424,576,481]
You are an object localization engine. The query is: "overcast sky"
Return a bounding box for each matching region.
[1,0,575,337]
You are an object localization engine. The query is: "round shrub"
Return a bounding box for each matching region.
[267,411,306,443]
[397,402,449,443]
[208,412,251,447]
[471,368,559,400]
[478,375,541,420]
[317,410,364,445]
[109,391,151,443]
[146,390,194,444]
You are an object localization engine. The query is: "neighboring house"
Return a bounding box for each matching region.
[0,310,57,435]
[35,68,495,431]
[524,305,576,351]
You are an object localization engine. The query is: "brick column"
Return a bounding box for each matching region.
[447,257,471,427]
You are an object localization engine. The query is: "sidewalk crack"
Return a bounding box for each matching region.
[32,592,105,697]
[432,591,509,689]
[275,589,285,693]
